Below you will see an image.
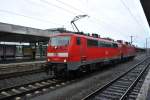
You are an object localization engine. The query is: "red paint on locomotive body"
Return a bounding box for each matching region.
[47,32,136,73]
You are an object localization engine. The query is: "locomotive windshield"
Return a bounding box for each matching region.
[49,36,70,46]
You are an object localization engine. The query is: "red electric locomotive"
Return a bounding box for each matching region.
[47,32,136,76]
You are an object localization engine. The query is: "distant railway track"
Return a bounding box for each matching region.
[0,68,45,80]
[0,76,71,100]
[82,57,150,100]
[0,61,46,80]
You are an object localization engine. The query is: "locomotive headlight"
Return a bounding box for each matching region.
[64,59,67,62]
[47,58,50,62]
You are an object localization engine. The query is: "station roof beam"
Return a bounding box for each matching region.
[140,0,150,26]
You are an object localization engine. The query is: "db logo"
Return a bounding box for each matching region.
[105,51,108,55]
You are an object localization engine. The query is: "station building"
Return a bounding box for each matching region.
[0,22,66,62]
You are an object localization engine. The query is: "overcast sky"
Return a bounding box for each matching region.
[0,0,149,47]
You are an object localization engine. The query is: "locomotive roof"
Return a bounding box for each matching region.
[49,32,118,44]
[49,33,135,47]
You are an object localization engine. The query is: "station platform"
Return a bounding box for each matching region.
[0,58,46,64]
[0,59,46,75]
[137,65,150,100]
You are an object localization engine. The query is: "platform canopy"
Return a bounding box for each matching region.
[0,31,49,42]
[140,0,150,27]
[0,22,54,42]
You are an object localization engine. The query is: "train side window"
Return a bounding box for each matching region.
[108,43,112,47]
[99,41,112,48]
[112,43,118,48]
[76,37,81,45]
[98,41,103,47]
[87,39,98,47]
[106,42,113,47]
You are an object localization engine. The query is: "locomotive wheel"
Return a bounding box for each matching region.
[54,69,67,78]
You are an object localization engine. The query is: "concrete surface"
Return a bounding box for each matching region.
[0,60,46,75]
[136,62,150,100]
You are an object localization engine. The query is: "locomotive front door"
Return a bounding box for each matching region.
[80,38,87,62]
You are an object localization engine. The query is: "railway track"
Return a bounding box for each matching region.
[0,69,45,80]
[0,77,71,100]
[82,57,150,100]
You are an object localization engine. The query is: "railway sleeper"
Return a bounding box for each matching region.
[117,80,134,84]
[102,90,123,97]
[41,82,49,85]
[4,91,15,96]
[129,91,139,96]
[94,96,115,100]
[14,88,25,93]
[35,83,44,87]
[114,82,132,87]
[0,94,6,99]
[28,85,37,89]
[123,75,138,79]
[47,80,54,83]
[11,89,21,94]
[132,88,140,93]
[106,88,125,94]
[128,94,138,99]
[125,74,140,78]
[97,93,121,99]
[1,91,11,96]
[108,86,127,91]
[20,87,29,91]
[133,86,143,91]
[130,71,141,74]
[111,84,130,88]
[124,74,138,77]
[94,96,112,100]
[120,78,134,81]
[133,84,143,90]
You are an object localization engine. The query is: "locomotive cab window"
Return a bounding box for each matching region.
[49,36,70,46]
[76,37,81,45]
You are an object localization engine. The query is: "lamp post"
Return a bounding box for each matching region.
[145,38,150,56]
[146,38,147,56]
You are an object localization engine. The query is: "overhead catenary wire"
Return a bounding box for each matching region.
[26,0,148,45]
[26,0,127,35]
[39,0,78,15]
[0,9,63,26]
[55,0,86,14]
[120,0,146,33]
[121,0,150,45]
[0,0,145,43]
[39,0,116,32]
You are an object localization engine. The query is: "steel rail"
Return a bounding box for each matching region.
[120,62,150,100]
[0,79,64,100]
[82,57,149,100]
[0,77,59,100]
